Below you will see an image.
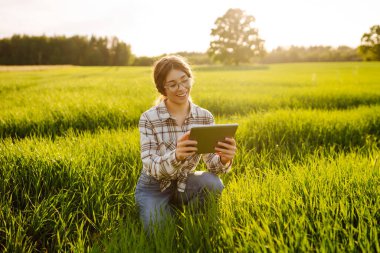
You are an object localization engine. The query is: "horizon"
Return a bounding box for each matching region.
[1,0,379,57]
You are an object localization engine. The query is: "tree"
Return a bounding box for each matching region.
[208,8,265,65]
[358,25,380,61]
[0,34,134,65]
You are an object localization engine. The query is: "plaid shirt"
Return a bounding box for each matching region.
[139,99,232,192]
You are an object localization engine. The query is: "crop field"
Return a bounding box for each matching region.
[1,62,380,252]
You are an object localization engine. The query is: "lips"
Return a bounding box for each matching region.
[176,92,187,97]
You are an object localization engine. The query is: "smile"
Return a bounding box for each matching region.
[176,92,187,97]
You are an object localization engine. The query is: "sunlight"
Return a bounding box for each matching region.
[0,0,379,56]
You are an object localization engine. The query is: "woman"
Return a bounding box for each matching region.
[135,55,237,232]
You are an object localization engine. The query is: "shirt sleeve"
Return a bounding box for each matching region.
[139,113,183,180]
[202,153,233,174]
[201,113,233,174]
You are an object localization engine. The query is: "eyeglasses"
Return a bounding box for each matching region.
[164,77,192,92]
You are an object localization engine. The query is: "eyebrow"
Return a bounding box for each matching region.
[166,74,187,84]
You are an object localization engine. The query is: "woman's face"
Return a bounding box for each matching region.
[164,68,191,106]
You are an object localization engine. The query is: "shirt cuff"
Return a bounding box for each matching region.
[170,150,183,170]
[218,156,233,173]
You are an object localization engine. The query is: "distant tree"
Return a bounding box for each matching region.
[84,36,106,65]
[132,56,156,66]
[131,52,212,66]
[261,45,360,63]
[174,51,212,65]
[112,40,134,66]
[333,46,361,61]
[208,8,265,65]
[0,34,134,65]
[358,25,380,61]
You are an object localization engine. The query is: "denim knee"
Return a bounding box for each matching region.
[199,172,224,194]
[134,173,174,232]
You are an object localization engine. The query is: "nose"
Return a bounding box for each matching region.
[178,83,187,91]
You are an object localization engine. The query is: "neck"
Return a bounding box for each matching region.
[165,99,190,117]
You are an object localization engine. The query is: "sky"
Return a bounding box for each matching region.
[0,0,379,56]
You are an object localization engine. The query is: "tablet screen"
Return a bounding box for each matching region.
[189,124,238,154]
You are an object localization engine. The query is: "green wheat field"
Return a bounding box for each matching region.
[1,62,380,252]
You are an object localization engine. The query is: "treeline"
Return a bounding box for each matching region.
[261,45,361,63]
[132,52,212,66]
[0,35,363,65]
[133,47,361,66]
[0,35,133,65]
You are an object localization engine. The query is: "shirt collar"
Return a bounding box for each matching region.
[157,98,196,121]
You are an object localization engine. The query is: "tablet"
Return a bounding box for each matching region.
[189,124,238,154]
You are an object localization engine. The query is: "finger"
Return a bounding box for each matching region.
[179,131,191,141]
[179,146,198,152]
[215,147,235,155]
[221,138,236,146]
[220,155,233,162]
[224,137,236,145]
[217,151,234,158]
[177,140,197,148]
[217,150,233,158]
[217,141,237,151]
[215,151,235,159]
[219,153,233,159]
[183,140,198,146]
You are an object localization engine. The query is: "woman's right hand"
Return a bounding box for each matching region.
[175,131,198,161]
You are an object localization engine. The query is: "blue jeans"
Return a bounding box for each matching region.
[134,171,224,232]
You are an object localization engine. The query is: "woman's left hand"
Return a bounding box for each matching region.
[215,137,237,165]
